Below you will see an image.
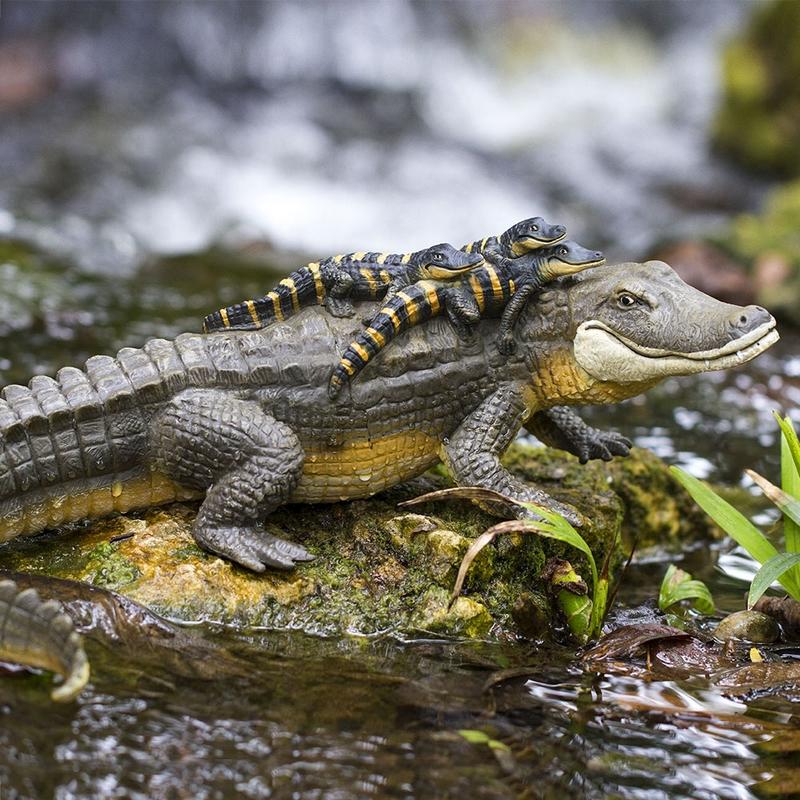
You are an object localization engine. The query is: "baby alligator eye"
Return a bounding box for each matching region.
[530,224,539,232]
[433,253,443,261]
[618,292,637,308]
[558,246,568,255]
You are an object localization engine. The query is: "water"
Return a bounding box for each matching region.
[2,2,800,797]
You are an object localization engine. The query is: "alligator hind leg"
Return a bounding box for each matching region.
[151,391,312,571]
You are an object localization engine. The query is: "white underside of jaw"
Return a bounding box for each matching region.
[573,320,779,383]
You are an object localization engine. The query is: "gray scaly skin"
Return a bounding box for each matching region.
[0,261,779,696]
[0,578,89,701]
[202,243,483,331]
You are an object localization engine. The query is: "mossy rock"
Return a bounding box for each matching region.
[712,0,800,177]
[0,444,717,640]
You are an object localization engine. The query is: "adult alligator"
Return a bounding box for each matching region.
[0,261,778,695]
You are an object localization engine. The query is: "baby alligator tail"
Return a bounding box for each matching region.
[328,280,443,398]
[0,578,89,702]
[203,262,329,332]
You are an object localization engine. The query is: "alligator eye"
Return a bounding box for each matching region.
[530,224,539,232]
[433,253,443,261]
[558,247,568,255]
[617,293,637,308]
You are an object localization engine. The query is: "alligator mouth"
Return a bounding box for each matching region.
[574,318,779,382]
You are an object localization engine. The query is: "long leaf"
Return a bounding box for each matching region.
[670,467,779,563]
[449,528,501,607]
[746,469,800,529]
[748,553,800,608]
[670,467,800,598]
[659,564,715,615]
[774,412,800,482]
[778,418,800,588]
[521,503,598,590]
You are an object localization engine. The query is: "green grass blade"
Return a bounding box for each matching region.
[746,469,800,529]
[774,412,800,481]
[670,467,779,564]
[747,553,800,608]
[659,564,715,615]
[780,429,800,556]
[522,502,598,590]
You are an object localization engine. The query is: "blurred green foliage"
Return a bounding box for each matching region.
[713,0,800,177]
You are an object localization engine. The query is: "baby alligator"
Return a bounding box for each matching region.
[202,216,565,333]
[202,244,483,331]
[328,240,605,397]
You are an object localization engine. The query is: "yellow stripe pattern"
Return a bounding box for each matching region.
[365,327,386,347]
[360,268,377,294]
[268,291,284,321]
[469,273,486,312]
[246,300,259,326]
[280,278,300,313]
[397,291,418,323]
[308,262,326,304]
[220,308,230,328]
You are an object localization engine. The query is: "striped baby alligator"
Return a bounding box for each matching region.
[328,239,605,398]
[0,260,778,699]
[202,216,566,332]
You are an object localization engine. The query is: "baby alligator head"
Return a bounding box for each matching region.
[502,216,567,255]
[568,260,779,385]
[539,240,606,280]
[415,243,484,281]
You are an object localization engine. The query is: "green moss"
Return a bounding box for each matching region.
[0,445,719,640]
[712,0,800,177]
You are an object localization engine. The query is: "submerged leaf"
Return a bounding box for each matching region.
[747,553,800,608]
[583,624,694,662]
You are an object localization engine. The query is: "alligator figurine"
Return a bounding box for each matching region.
[202,243,484,331]
[327,240,606,398]
[202,216,566,333]
[0,261,778,699]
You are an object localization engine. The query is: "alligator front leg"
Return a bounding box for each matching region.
[442,287,480,340]
[524,406,632,464]
[496,281,540,355]
[150,390,313,571]
[321,262,356,317]
[441,383,582,525]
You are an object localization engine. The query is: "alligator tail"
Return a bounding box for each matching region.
[203,262,328,332]
[0,578,89,702]
[328,281,443,398]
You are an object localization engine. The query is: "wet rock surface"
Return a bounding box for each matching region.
[0,444,717,639]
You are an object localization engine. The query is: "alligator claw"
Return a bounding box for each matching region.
[194,526,315,572]
[325,297,355,318]
[496,333,517,355]
[578,430,633,464]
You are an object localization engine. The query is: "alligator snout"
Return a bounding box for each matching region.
[728,305,773,339]
[553,224,566,237]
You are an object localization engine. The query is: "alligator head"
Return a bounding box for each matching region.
[501,216,567,255]
[566,260,778,385]
[416,243,484,280]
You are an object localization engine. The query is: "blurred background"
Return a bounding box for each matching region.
[0,0,799,480]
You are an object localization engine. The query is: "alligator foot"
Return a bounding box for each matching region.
[496,332,516,355]
[576,428,632,464]
[325,297,355,318]
[194,526,315,572]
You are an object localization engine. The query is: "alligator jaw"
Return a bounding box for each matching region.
[573,319,779,383]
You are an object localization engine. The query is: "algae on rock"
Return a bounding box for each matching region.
[0,444,718,640]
